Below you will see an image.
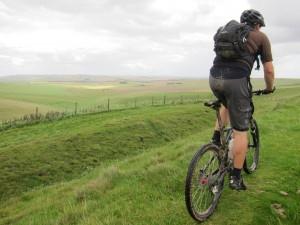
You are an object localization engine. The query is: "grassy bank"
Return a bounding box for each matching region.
[0,85,299,225]
[0,103,215,201]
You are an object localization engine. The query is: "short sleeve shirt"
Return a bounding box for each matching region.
[211,28,273,78]
[246,30,273,63]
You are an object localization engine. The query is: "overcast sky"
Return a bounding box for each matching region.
[0,0,299,78]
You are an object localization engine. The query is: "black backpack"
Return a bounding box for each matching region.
[213,20,260,70]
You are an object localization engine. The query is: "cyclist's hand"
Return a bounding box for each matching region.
[262,86,276,95]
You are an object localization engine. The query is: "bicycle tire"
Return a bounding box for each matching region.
[185,143,224,222]
[244,118,260,174]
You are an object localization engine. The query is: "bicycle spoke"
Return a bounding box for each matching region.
[203,189,209,211]
[202,155,216,173]
[196,188,205,211]
[192,182,205,210]
[190,151,219,212]
[192,185,202,202]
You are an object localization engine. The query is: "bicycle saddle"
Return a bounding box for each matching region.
[204,100,222,110]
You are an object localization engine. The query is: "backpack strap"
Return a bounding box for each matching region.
[247,76,255,115]
[236,59,252,71]
[254,55,260,70]
[237,55,260,71]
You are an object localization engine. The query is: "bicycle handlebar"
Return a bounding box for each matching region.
[252,86,276,96]
[204,87,276,109]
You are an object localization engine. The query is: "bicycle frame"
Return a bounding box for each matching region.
[204,100,233,179]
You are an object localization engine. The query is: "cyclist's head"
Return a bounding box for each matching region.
[240,9,265,27]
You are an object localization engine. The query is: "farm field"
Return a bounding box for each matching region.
[0,78,299,225]
[0,77,299,121]
[0,79,209,120]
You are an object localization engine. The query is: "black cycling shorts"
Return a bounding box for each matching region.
[209,73,252,131]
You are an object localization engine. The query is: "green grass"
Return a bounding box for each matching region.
[0,83,299,225]
[0,78,298,120]
[0,80,211,120]
[0,98,53,121]
[0,103,215,201]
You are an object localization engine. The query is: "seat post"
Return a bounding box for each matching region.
[216,109,226,147]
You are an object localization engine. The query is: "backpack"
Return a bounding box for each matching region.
[213,20,261,70]
[214,20,251,60]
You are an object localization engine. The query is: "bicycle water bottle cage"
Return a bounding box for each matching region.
[204,100,222,110]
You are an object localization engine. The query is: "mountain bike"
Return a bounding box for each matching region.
[185,89,272,222]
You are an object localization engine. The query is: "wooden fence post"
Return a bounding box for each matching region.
[108,98,110,112]
[152,97,154,106]
[163,96,166,105]
[35,107,39,119]
[75,102,78,115]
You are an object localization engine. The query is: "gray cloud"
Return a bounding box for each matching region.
[247,0,300,76]
[248,0,300,43]
[0,0,299,78]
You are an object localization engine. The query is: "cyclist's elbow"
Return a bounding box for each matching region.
[263,61,274,78]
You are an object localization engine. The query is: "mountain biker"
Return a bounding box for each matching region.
[209,9,275,190]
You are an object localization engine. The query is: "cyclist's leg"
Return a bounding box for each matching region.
[209,74,229,145]
[232,130,248,169]
[224,77,251,190]
[213,105,229,130]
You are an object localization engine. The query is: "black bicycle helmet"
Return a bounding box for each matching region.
[240,9,265,27]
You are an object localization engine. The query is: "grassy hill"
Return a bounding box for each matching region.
[0,78,299,121]
[0,79,210,121]
[0,85,299,225]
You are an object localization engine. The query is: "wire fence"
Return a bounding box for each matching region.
[0,95,205,132]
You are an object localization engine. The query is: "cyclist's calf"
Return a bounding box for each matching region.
[232,130,248,169]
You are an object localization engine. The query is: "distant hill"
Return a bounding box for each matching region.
[0,74,196,83]
[0,75,122,83]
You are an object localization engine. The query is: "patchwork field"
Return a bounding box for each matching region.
[0,79,209,120]
[0,77,299,121]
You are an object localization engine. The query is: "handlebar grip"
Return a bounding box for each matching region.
[252,86,276,95]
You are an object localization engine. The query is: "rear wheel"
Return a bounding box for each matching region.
[185,144,224,222]
[244,118,260,174]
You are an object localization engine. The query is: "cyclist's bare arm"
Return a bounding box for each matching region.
[263,61,275,91]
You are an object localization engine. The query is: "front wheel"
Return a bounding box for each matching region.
[185,143,224,222]
[244,118,260,174]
